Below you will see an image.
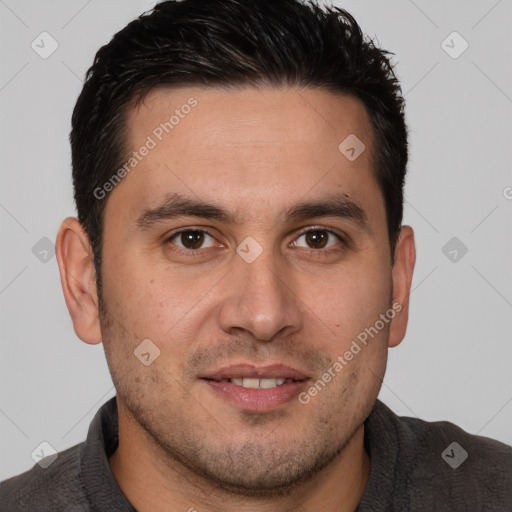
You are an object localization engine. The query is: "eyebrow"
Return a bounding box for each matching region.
[136,192,369,230]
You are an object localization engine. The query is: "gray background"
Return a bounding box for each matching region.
[1,0,511,480]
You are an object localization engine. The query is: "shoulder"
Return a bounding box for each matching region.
[0,442,88,511]
[399,408,512,474]
[370,400,512,509]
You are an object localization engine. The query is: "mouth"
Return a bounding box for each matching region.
[203,376,305,389]
[200,363,310,412]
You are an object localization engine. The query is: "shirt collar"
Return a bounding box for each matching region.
[80,395,136,511]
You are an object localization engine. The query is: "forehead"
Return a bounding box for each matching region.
[106,85,382,226]
[129,85,373,152]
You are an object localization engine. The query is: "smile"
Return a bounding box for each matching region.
[206,377,302,389]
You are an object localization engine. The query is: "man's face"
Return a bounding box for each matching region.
[99,86,397,493]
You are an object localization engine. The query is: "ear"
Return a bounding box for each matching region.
[388,225,416,348]
[56,217,102,345]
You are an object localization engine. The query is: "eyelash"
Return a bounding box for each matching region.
[165,227,347,256]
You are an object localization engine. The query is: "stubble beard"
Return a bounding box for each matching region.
[97,294,374,499]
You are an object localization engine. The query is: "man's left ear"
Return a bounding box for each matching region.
[388,225,416,348]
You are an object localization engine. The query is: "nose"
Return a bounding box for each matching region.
[217,247,304,342]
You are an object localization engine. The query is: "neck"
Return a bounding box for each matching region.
[109,403,370,512]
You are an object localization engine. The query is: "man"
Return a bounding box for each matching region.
[1,0,511,510]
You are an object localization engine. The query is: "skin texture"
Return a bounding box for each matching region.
[56,86,416,512]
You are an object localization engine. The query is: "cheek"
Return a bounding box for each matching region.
[101,256,217,351]
[100,252,167,340]
[300,262,392,332]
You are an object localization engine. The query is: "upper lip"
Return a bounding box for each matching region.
[200,363,309,381]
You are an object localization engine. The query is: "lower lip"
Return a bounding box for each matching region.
[203,379,310,412]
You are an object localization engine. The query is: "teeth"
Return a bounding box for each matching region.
[229,377,289,389]
[243,378,261,389]
[260,378,277,389]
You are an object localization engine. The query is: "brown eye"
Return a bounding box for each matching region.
[305,230,328,249]
[170,230,215,250]
[294,229,341,250]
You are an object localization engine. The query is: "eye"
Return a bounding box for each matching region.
[293,229,343,250]
[168,229,217,250]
